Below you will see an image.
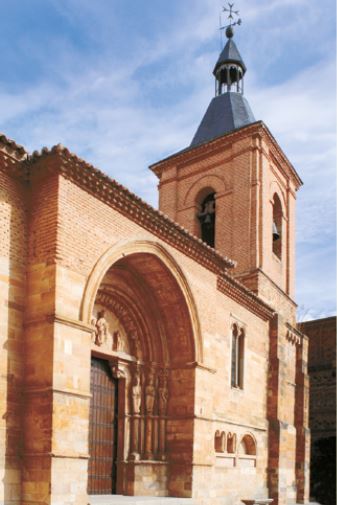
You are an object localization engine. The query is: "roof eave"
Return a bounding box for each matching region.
[149,120,264,176]
[150,120,303,189]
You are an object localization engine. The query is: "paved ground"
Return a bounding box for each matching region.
[89,496,195,505]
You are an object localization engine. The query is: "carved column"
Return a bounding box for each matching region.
[130,366,141,461]
[158,369,169,460]
[144,367,156,459]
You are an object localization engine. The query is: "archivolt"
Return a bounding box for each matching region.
[80,239,203,363]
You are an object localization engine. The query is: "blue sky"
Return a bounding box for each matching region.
[0,0,335,319]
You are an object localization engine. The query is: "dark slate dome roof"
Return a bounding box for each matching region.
[213,38,246,76]
[190,92,255,148]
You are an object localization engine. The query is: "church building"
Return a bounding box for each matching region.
[0,20,310,505]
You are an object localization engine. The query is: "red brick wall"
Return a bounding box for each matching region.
[0,154,28,505]
[156,127,298,302]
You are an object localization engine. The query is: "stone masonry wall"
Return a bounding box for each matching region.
[0,158,28,505]
[52,170,272,504]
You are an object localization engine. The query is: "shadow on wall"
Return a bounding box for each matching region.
[1,173,27,505]
[310,436,336,505]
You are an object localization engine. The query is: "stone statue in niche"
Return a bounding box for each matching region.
[145,368,156,415]
[131,369,142,415]
[113,330,123,352]
[90,317,97,343]
[92,310,109,346]
[158,369,168,416]
[130,334,141,357]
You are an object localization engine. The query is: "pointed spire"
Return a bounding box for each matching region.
[213,36,246,81]
[214,21,246,95]
[190,7,255,148]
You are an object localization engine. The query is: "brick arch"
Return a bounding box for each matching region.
[238,433,257,456]
[269,180,287,217]
[183,174,228,208]
[81,239,203,364]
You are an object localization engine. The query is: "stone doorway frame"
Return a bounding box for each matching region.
[81,240,204,499]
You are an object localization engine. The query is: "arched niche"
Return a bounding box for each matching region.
[227,432,236,454]
[239,434,257,456]
[214,431,226,453]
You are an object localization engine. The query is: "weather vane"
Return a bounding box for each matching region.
[219,2,242,40]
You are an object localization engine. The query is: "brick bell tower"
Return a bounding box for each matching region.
[150,23,302,308]
[151,20,310,505]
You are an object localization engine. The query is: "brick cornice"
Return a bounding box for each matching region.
[150,121,262,176]
[150,121,302,190]
[286,322,306,346]
[25,145,236,274]
[0,137,29,182]
[0,133,27,163]
[217,273,275,321]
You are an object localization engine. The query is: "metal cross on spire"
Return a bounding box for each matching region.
[220,2,242,39]
[223,2,241,27]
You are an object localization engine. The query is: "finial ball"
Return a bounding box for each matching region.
[226,25,234,38]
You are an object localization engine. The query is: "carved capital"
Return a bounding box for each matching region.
[109,361,126,379]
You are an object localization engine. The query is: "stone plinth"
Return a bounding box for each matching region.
[242,499,273,505]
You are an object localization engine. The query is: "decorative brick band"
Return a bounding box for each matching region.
[150,121,302,189]
[286,323,305,346]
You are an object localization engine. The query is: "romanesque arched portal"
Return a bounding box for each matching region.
[81,241,201,498]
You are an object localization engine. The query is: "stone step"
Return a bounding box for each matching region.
[89,496,195,505]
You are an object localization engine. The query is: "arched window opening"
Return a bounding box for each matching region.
[227,433,236,453]
[216,64,244,95]
[231,325,244,389]
[272,194,282,259]
[239,434,256,456]
[197,192,216,248]
[214,430,226,453]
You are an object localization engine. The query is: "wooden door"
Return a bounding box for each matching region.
[88,357,118,495]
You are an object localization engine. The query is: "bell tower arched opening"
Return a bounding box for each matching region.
[272,193,283,260]
[197,190,216,248]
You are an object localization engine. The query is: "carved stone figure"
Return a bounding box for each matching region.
[90,317,97,343]
[158,369,168,415]
[130,334,141,357]
[132,370,142,415]
[145,368,156,415]
[113,330,122,351]
[94,310,108,346]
